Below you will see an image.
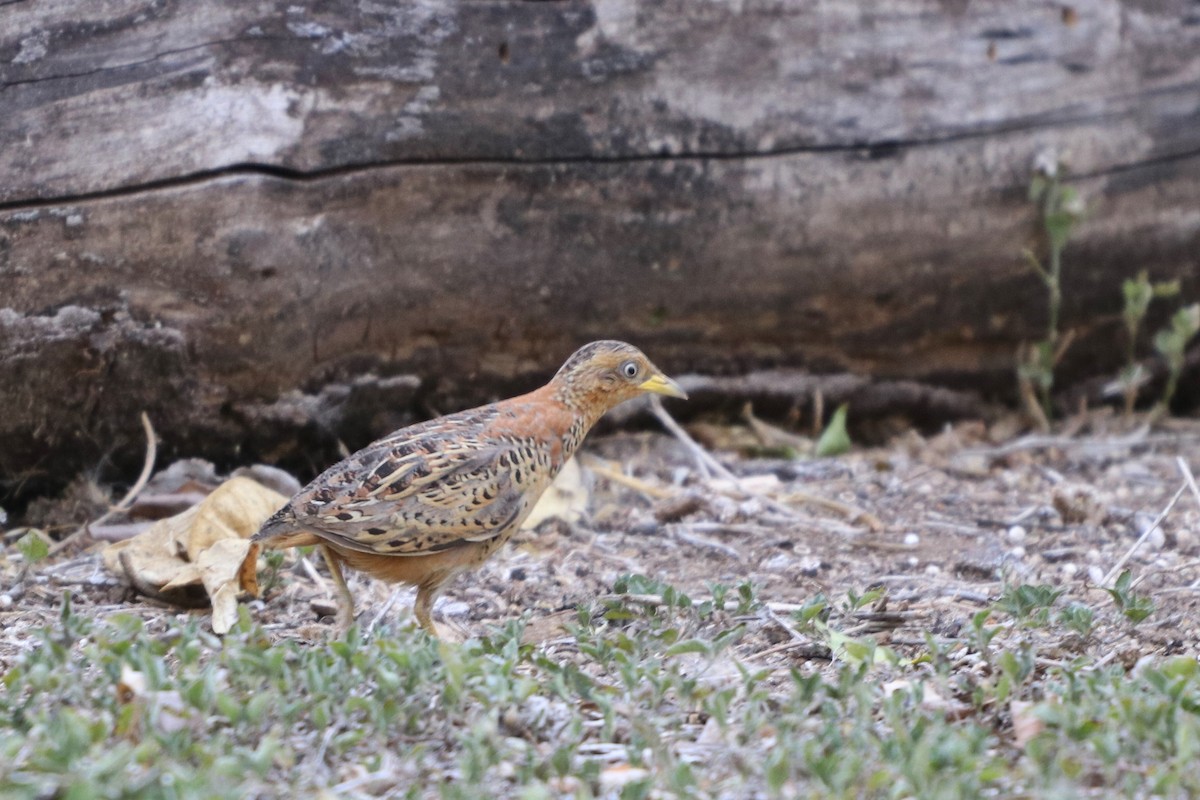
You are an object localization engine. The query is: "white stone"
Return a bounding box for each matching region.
[1145,526,1166,550]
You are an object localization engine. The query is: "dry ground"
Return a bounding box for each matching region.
[5,411,1199,672]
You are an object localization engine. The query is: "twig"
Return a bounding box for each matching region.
[1130,559,1200,591]
[811,389,824,439]
[648,395,723,480]
[743,403,811,451]
[299,555,329,594]
[763,607,808,642]
[1178,456,1200,510]
[580,456,675,500]
[367,587,406,634]
[668,525,742,559]
[753,637,832,662]
[89,523,153,542]
[648,396,882,532]
[1101,478,1187,588]
[49,412,158,557]
[783,490,884,531]
[1083,648,1121,673]
[313,725,338,772]
[684,521,777,537]
[967,426,1156,459]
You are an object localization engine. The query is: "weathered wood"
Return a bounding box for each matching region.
[1,0,1199,498]
[3,0,1198,200]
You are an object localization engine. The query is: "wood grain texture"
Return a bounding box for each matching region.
[3,0,1198,200]
[1,0,1198,496]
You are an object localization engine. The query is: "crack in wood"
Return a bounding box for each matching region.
[2,110,1196,215]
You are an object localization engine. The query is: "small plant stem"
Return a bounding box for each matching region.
[1101,479,1186,588]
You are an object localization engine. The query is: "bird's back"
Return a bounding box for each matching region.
[255,387,579,557]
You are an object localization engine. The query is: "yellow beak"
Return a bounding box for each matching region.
[639,373,688,400]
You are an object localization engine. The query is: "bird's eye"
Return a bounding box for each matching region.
[621,361,640,379]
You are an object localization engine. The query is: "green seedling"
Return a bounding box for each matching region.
[1153,303,1200,416]
[814,404,851,457]
[1019,159,1086,428]
[1118,272,1180,415]
[1057,603,1096,640]
[997,584,1064,627]
[15,529,50,564]
[1104,570,1155,625]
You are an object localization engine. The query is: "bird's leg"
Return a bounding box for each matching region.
[320,545,356,634]
[414,582,440,638]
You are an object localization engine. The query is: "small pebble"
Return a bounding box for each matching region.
[1061,563,1078,578]
[798,556,822,576]
[1088,565,1105,584]
[1146,526,1166,550]
[711,496,739,524]
[738,498,764,518]
[1176,528,1196,551]
[1009,546,1026,558]
[0,594,12,609]
[763,554,792,571]
[439,601,471,617]
[903,532,920,546]
[906,556,919,567]
[924,564,941,575]
[1006,525,1027,545]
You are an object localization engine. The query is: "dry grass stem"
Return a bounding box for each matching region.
[48,411,158,558]
[1102,477,1188,588]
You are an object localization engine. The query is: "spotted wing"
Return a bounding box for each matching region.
[258,413,554,556]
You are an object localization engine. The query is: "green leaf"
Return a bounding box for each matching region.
[766,747,790,793]
[17,530,50,564]
[664,639,711,658]
[1153,279,1181,299]
[1123,272,1153,327]
[1161,656,1198,680]
[815,404,852,457]
[1044,210,1076,254]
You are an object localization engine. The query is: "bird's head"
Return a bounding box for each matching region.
[551,340,687,415]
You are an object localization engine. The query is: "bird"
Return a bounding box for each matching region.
[253,340,687,636]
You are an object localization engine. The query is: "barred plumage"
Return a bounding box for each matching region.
[254,340,686,636]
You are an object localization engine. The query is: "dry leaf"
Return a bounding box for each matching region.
[103,477,287,633]
[522,456,589,529]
